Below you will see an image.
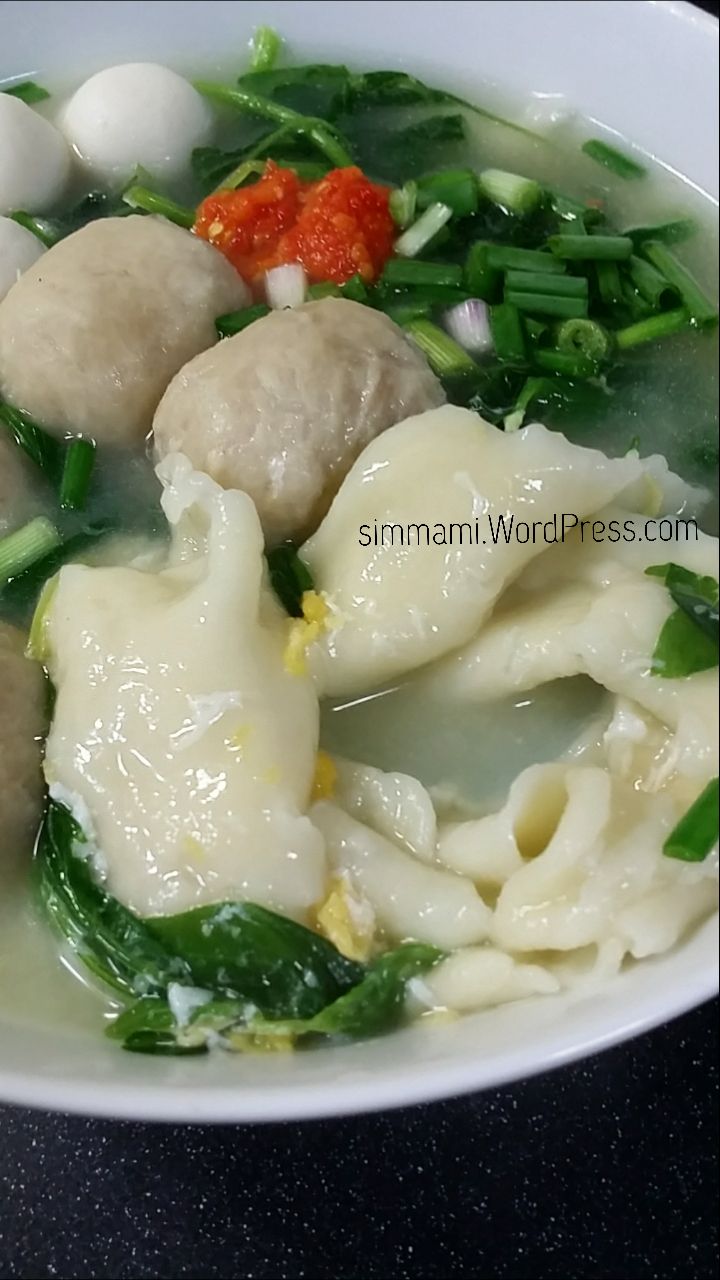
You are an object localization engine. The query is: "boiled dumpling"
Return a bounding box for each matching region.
[43,454,326,920]
[301,406,656,697]
[0,216,249,445]
[422,522,720,785]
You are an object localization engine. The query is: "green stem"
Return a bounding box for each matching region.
[194,80,353,168]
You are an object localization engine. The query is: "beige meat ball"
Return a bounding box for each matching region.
[0,216,249,446]
[0,623,46,864]
[153,298,445,544]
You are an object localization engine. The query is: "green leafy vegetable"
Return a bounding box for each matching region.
[146,903,362,1020]
[265,542,314,616]
[581,139,646,180]
[645,564,719,677]
[194,79,354,169]
[646,563,719,644]
[2,80,50,104]
[252,943,443,1041]
[663,778,719,862]
[36,802,187,996]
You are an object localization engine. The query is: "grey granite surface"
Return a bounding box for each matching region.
[1,1000,717,1279]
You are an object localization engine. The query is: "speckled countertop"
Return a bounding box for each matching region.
[1,999,717,1279]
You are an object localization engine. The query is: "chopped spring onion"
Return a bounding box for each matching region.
[0,517,60,585]
[486,246,565,274]
[663,778,719,863]
[193,81,353,169]
[249,25,282,72]
[443,299,493,355]
[264,263,308,310]
[504,290,588,320]
[524,317,548,343]
[581,139,646,180]
[489,303,526,363]
[628,255,680,310]
[60,438,96,511]
[402,317,477,376]
[215,303,271,338]
[0,399,63,479]
[394,202,453,259]
[595,260,623,306]
[478,168,542,215]
[122,186,194,228]
[385,300,434,326]
[614,308,690,350]
[504,270,588,298]
[555,318,612,362]
[534,349,598,378]
[624,219,696,248]
[9,210,59,248]
[641,242,718,327]
[382,260,463,289]
[547,234,633,261]
[464,243,502,302]
[2,80,50,104]
[416,169,479,217]
[503,376,551,433]
[389,181,417,230]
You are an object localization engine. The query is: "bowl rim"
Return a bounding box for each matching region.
[1,967,716,1123]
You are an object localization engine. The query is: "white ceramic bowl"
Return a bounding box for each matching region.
[1,0,718,1122]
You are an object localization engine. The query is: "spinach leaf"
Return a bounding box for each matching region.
[36,802,187,996]
[266,542,315,616]
[646,563,719,644]
[237,65,353,120]
[646,564,719,677]
[647,609,717,678]
[147,902,362,1020]
[253,942,443,1042]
